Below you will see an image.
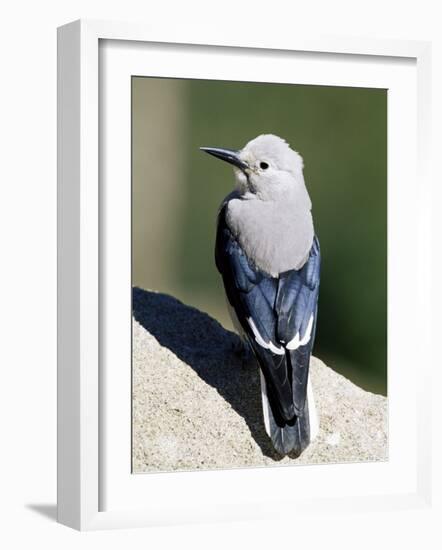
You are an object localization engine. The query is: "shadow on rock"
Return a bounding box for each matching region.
[132,287,283,460]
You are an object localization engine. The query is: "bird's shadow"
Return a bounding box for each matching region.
[132,287,283,461]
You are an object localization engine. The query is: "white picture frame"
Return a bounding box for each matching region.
[57,19,433,531]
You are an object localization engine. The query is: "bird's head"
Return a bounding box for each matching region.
[200,134,306,200]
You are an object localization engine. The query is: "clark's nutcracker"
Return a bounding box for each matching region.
[201,134,320,456]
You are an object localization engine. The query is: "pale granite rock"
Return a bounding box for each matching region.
[132,287,388,472]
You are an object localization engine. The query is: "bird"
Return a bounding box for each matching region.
[200,134,321,457]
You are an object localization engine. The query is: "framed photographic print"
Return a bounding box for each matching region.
[57,19,432,530]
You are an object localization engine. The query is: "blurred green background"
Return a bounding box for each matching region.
[132,77,387,395]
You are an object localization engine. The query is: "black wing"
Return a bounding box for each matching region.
[215,205,320,454]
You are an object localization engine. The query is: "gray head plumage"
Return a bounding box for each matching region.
[201,134,314,276]
[202,134,310,206]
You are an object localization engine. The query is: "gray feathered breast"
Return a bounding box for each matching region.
[225,195,314,277]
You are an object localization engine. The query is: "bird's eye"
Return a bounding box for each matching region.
[260,162,269,170]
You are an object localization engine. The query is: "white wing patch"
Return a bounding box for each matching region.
[247,317,285,355]
[247,315,314,354]
[286,314,314,351]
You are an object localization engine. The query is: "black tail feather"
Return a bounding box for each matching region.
[264,383,311,457]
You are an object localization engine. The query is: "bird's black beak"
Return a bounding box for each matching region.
[200,147,248,173]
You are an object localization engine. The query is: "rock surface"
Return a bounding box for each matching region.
[132,287,388,472]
